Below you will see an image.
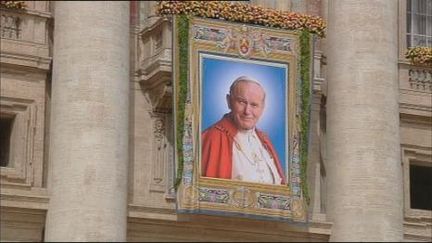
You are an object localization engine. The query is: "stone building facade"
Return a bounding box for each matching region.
[0,0,431,241]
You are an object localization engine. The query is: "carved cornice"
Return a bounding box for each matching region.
[1,51,51,70]
[307,219,332,236]
[401,145,432,159]
[128,204,178,221]
[127,204,332,239]
[139,16,171,37]
[403,213,432,241]
[0,185,49,210]
[400,113,432,128]
[399,102,432,119]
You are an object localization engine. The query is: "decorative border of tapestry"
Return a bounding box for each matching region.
[173,16,312,223]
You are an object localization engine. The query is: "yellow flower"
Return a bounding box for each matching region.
[405,47,432,66]
[155,1,326,38]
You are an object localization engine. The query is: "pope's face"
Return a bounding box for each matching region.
[227,81,265,131]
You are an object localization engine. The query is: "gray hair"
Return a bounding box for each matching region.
[229,76,266,99]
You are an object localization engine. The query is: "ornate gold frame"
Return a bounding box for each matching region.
[174,17,307,222]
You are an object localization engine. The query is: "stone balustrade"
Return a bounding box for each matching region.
[0,6,51,70]
[1,13,21,39]
[408,67,432,92]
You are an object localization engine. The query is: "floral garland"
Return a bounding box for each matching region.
[405,46,432,67]
[299,31,311,205]
[156,1,326,38]
[0,0,26,10]
[174,15,189,189]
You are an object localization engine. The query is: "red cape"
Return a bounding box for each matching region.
[201,114,286,184]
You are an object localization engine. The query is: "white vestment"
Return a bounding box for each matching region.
[231,129,282,185]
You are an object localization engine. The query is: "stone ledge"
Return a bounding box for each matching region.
[139,16,170,36]
[138,48,172,83]
[0,6,52,18]
[400,102,432,118]
[128,204,178,221]
[404,219,432,243]
[308,213,332,235]
[128,213,330,242]
[0,206,46,242]
[0,51,51,70]
[0,185,49,210]
[128,204,332,239]
[24,8,52,19]
[403,233,432,242]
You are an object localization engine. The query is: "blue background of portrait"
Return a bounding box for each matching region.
[200,53,288,174]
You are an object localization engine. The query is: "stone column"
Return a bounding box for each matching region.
[325,0,403,241]
[45,2,130,241]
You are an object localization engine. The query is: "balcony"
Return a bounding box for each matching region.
[399,61,432,117]
[0,1,52,70]
[137,16,172,113]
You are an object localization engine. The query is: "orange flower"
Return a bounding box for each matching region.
[156,1,326,38]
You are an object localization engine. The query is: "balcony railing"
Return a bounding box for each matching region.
[408,67,432,92]
[0,14,21,39]
[0,6,51,70]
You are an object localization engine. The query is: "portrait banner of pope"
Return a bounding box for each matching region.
[200,53,289,185]
[173,16,309,223]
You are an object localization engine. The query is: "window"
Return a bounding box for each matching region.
[0,97,43,185]
[410,164,432,210]
[0,114,15,167]
[406,0,432,47]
